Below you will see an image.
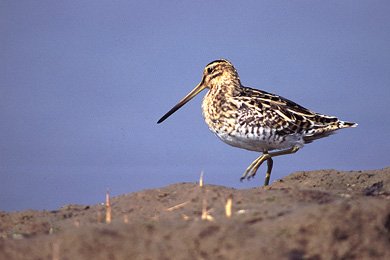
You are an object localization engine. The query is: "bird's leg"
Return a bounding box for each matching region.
[264,158,273,186]
[240,146,300,185]
[240,151,271,181]
[260,145,300,185]
[245,152,271,180]
[267,145,300,158]
[240,158,259,181]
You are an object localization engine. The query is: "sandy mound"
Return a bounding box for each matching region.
[1,168,390,259]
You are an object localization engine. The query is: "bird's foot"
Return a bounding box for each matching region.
[240,154,270,182]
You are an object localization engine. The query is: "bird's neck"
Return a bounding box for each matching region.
[210,74,241,97]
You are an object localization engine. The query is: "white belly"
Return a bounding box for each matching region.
[211,126,304,152]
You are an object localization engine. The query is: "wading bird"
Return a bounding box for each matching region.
[157,59,357,186]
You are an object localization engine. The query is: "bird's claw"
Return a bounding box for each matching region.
[240,169,257,182]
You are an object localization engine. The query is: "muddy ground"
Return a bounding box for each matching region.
[1,168,390,259]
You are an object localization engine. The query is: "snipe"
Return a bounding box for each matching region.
[157,59,357,186]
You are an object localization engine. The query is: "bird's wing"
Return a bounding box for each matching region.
[236,86,340,137]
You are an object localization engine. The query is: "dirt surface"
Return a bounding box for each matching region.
[1,168,390,260]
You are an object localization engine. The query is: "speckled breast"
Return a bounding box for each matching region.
[201,91,302,152]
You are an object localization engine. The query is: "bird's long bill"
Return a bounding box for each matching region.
[157,81,206,124]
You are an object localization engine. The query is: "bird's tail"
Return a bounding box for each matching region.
[303,119,357,143]
[338,121,358,128]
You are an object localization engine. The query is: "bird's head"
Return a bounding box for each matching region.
[157,59,239,124]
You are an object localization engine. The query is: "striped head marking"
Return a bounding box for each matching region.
[202,59,239,89]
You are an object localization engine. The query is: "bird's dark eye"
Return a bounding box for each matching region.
[207,67,213,74]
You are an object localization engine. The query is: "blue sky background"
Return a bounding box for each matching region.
[1,1,389,211]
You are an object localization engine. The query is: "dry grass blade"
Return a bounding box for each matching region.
[199,170,204,187]
[225,195,233,218]
[201,198,214,221]
[166,201,190,211]
[105,189,112,224]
